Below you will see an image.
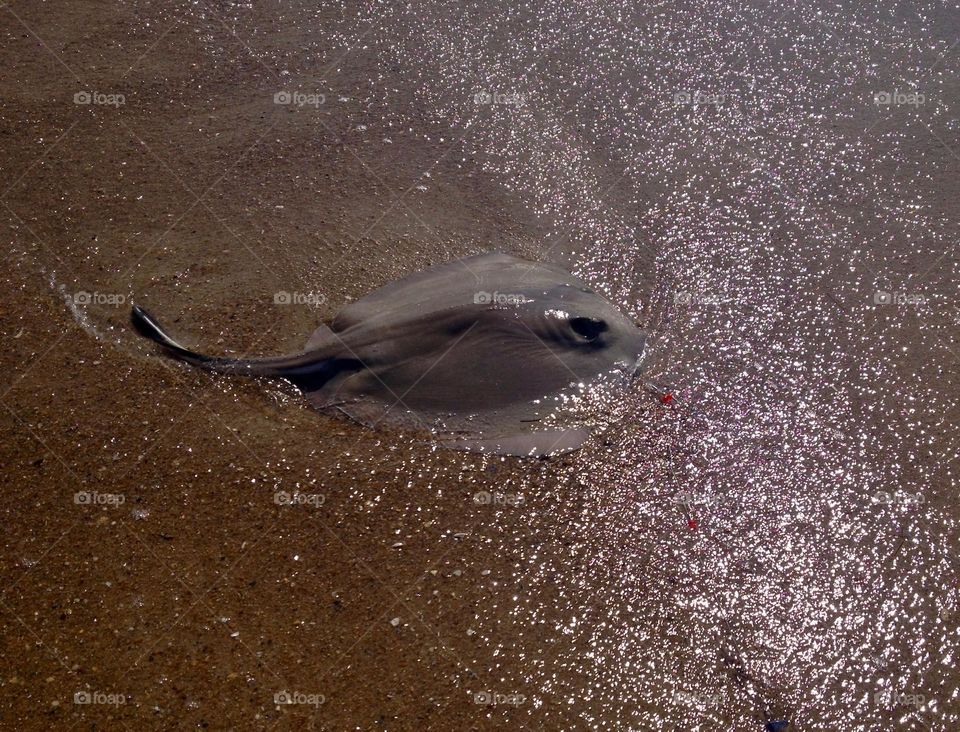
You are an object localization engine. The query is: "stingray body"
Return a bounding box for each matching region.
[132,253,647,456]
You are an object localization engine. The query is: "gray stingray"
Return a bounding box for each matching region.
[131,252,648,456]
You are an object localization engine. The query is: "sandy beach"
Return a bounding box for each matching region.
[1,1,959,729]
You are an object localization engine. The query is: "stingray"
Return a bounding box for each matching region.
[131,252,648,456]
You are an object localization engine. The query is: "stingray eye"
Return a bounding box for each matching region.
[569,316,608,341]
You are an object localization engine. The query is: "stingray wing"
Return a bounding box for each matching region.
[306,312,602,456]
[330,252,582,332]
[439,428,593,457]
[344,318,584,410]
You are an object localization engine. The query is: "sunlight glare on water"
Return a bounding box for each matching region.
[330,1,960,728]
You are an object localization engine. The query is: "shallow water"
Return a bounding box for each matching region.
[3,0,958,729]
[327,1,960,728]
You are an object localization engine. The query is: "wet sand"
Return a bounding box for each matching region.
[1,1,959,730]
[0,2,574,729]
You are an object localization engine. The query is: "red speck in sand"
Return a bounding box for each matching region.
[661,392,674,405]
[688,519,698,530]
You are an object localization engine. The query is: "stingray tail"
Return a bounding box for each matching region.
[130,305,345,385]
[131,305,209,364]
